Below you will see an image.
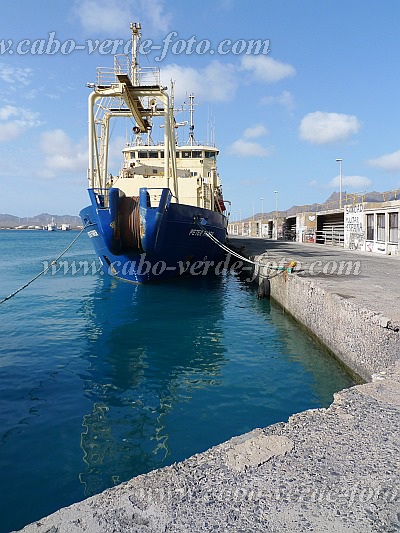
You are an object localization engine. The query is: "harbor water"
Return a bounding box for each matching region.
[0,231,354,532]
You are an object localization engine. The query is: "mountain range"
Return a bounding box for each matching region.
[0,213,81,228]
[242,190,399,221]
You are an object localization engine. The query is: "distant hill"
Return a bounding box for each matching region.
[0,213,81,228]
[241,190,399,222]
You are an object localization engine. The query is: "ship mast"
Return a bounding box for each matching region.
[130,22,141,85]
[188,94,195,146]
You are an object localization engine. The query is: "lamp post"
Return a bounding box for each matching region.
[336,158,343,209]
[274,191,278,239]
[260,197,264,238]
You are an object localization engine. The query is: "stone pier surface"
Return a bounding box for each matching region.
[16,240,400,533]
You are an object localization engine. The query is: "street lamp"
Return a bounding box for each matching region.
[260,197,264,219]
[336,158,343,209]
[274,191,278,215]
[274,191,278,239]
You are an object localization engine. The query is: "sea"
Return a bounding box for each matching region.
[0,230,355,532]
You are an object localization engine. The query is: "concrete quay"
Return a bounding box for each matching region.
[233,238,400,381]
[16,239,400,533]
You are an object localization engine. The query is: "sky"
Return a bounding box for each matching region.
[0,0,400,219]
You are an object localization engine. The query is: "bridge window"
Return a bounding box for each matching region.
[138,151,148,158]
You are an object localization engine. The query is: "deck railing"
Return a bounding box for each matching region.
[96,55,160,87]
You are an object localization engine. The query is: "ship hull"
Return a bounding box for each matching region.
[80,187,228,283]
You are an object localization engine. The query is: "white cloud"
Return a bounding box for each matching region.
[368,149,400,172]
[329,175,372,189]
[161,61,237,102]
[73,0,171,34]
[38,129,87,178]
[0,105,41,142]
[108,135,126,172]
[217,0,234,9]
[228,139,273,157]
[142,0,172,32]
[299,111,361,144]
[160,57,294,104]
[260,90,295,111]
[243,124,268,139]
[0,63,33,85]
[73,0,131,33]
[228,122,272,157]
[310,174,372,191]
[240,55,295,83]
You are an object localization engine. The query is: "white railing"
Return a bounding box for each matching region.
[96,55,160,87]
[315,229,344,246]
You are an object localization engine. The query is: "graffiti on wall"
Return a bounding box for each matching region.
[344,203,364,250]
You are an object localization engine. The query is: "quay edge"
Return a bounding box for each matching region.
[15,238,400,533]
[246,240,400,382]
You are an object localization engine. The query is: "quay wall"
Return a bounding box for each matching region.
[253,260,399,382]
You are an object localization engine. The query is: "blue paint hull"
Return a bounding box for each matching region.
[80,187,228,283]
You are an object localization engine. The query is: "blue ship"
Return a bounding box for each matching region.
[80,23,229,283]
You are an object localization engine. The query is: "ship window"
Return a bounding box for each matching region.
[192,150,203,158]
[160,151,164,158]
[149,151,158,158]
[130,152,135,158]
[182,151,191,158]
[205,151,216,159]
[176,152,180,158]
[138,151,148,158]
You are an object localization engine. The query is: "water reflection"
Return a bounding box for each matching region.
[76,273,354,498]
[78,276,228,496]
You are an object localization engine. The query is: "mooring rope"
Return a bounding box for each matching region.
[195,219,259,265]
[195,218,296,278]
[0,224,92,306]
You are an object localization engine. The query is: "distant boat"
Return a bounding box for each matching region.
[47,217,57,231]
[80,23,229,283]
[61,223,71,231]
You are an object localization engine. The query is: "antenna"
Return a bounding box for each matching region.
[188,94,195,146]
[170,79,175,111]
[130,22,141,85]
